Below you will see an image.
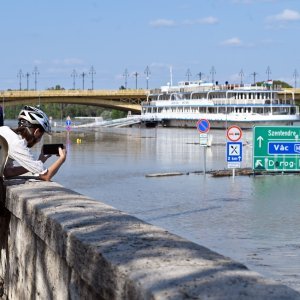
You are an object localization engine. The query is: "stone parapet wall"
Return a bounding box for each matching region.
[0,179,299,299]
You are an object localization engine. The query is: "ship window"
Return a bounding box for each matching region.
[253,107,263,114]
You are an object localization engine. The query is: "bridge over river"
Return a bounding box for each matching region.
[0,89,148,114]
[1,88,300,113]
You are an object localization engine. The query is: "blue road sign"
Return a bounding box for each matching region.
[227,142,243,162]
[268,142,300,155]
[196,119,210,133]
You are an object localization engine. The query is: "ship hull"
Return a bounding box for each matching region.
[161,118,295,129]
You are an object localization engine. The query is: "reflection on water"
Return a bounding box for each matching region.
[17,123,300,292]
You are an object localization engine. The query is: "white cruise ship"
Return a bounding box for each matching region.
[141,80,300,129]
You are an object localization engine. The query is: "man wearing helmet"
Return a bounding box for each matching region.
[0,105,67,181]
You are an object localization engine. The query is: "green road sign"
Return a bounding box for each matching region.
[253,126,300,172]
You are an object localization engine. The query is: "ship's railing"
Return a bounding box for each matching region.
[212,98,294,105]
[143,98,295,106]
[149,84,284,94]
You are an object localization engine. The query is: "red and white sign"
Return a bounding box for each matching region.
[227,125,242,142]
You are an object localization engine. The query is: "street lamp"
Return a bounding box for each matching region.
[71,69,77,90]
[210,66,216,84]
[266,66,271,81]
[80,72,86,90]
[32,66,39,90]
[197,72,204,81]
[133,72,139,89]
[123,69,129,89]
[17,69,24,90]
[186,68,192,81]
[293,69,298,88]
[25,72,30,90]
[239,69,244,85]
[144,66,151,89]
[250,72,258,85]
[89,66,96,90]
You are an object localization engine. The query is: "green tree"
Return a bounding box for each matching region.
[110,109,126,119]
[256,80,292,88]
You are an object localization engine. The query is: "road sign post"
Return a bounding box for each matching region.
[253,126,300,172]
[226,126,243,177]
[196,119,210,174]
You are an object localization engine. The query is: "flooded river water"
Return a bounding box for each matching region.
[9,120,300,292]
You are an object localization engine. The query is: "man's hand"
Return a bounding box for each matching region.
[39,150,51,163]
[58,147,67,162]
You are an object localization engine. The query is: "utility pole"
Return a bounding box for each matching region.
[133,72,139,89]
[32,66,39,90]
[71,69,77,90]
[239,69,244,85]
[250,72,258,85]
[144,66,151,89]
[197,72,204,80]
[17,69,24,90]
[89,65,96,90]
[186,68,192,81]
[25,72,30,90]
[266,66,271,81]
[123,69,129,89]
[80,72,86,90]
[210,66,216,84]
[293,69,298,88]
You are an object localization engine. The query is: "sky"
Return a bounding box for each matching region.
[1,0,300,91]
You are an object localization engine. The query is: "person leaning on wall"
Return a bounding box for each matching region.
[0,106,3,126]
[0,105,66,181]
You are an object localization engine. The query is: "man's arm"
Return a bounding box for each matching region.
[38,147,67,181]
[4,165,28,177]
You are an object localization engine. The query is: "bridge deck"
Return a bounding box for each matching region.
[0,89,148,113]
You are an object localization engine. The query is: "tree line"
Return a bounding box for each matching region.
[3,103,127,120]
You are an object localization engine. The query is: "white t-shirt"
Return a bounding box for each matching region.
[0,126,47,175]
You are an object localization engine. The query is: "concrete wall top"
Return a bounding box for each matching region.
[4,179,300,299]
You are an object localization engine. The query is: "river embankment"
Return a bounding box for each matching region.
[1,178,300,299]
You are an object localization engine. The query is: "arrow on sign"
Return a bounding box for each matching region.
[257,136,264,148]
[255,160,263,168]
